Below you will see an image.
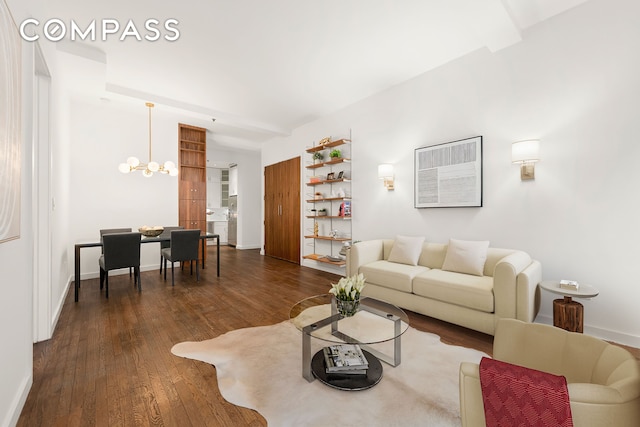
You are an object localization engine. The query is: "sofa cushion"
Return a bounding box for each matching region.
[442,239,490,276]
[359,260,428,293]
[388,235,425,266]
[413,269,494,313]
[417,242,447,269]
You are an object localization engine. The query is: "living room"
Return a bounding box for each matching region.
[1,0,639,425]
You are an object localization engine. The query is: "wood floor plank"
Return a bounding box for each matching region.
[17,246,638,426]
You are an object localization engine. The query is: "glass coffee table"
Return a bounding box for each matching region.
[290,294,410,390]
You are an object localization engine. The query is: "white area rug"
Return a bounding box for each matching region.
[172,321,487,426]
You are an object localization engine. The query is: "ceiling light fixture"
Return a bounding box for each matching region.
[118,102,178,177]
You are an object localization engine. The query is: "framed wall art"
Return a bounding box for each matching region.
[0,0,22,243]
[414,136,482,208]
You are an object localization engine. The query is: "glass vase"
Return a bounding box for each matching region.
[336,297,360,317]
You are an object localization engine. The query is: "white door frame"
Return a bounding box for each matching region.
[32,41,52,343]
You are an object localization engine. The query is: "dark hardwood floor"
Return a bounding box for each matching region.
[18,246,638,426]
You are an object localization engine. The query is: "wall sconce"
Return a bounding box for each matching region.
[378,163,394,190]
[512,140,540,180]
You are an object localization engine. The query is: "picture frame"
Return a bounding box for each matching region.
[326,172,336,180]
[337,171,344,179]
[0,1,22,243]
[414,136,482,208]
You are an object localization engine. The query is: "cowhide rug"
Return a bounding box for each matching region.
[172,319,486,426]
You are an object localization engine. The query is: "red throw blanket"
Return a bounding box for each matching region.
[479,357,573,427]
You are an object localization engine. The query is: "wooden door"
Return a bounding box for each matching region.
[264,157,300,263]
[264,164,280,258]
[280,158,300,262]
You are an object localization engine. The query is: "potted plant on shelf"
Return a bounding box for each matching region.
[317,208,327,216]
[313,151,324,164]
[329,149,341,160]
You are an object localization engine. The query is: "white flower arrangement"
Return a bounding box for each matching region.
[329,273,366,301]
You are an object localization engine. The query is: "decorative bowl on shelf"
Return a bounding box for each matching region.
[138,226,164,237]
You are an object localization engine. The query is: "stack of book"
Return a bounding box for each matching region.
[323,344,369,375]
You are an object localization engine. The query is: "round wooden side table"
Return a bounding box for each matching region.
[540,280,599,333]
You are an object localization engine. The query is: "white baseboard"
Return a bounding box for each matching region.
[2,374,32,427]
[234,244,261,250]
[536,314,640,348]
[49,275,72,339]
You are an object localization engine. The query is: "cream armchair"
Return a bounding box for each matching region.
[459,319,640,426]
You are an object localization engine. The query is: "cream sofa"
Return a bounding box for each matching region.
[346,238,541,335]
[459,319,640,426]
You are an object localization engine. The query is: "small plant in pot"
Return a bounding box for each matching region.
[329,149,341,159]
[317,208,327,216]
[312,151,324,163]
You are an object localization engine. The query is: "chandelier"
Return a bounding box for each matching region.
[118,102,178,177]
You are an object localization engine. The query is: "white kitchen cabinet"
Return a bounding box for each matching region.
[229,164,238,196]
[213,221,228,245]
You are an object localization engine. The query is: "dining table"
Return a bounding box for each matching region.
[74,233,220,302]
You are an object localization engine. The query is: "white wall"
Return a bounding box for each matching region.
[263,0,640,347]
[1,1,52,425]
[0,42,34,427]
[49,42,72,343]
[68,100,180,277]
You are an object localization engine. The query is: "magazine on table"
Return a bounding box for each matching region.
[326,367,368,375]
[323,344,369,374]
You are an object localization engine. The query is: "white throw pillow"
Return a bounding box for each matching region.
[388,235,425,266]
[442,239,490,276]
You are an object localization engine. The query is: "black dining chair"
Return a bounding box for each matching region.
[100,228,133,278]
[158,226,184,274]
[99,232,142,298]
[161,229,201,286]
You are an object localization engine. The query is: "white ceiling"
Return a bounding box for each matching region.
[44,0,589,149]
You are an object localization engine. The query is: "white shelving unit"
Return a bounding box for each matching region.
[303,138,352,268]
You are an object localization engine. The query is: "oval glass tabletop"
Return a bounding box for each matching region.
[289,294,410,345]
